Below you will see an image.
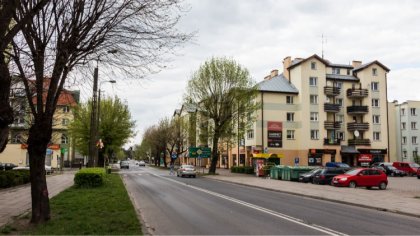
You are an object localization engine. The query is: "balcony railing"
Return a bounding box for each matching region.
[347,122,369,131]
[324,121,341,130]
[348,139,371,146]
[347,105,369,114]
[324,86,341,96]
[324,138,341,145]
[324,103,340,113]
[347,88,369,98]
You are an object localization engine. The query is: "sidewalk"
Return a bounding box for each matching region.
[205,168,420,218]
[0,171,75,227]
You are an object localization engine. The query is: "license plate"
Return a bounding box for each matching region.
[333,180,338,183]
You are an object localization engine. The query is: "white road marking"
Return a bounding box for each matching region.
[153,174,348,236]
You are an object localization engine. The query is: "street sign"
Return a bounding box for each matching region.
[188,147,211,158]
[171,153,177,159]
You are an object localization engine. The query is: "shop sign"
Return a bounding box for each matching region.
[308,156,322,166]
[358,154,372,162]
[358,149,387,154]
[267,121,282,148]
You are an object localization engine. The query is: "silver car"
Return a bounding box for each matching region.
[177,164,196,178]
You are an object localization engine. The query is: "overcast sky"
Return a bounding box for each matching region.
[91,0,420,147]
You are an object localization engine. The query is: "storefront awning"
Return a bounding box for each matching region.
[340,145,359,154]
[251,153,284,159]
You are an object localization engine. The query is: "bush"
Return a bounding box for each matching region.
[230,166,254,174]
[244,166,254,174]
[74,168,105,188]
[0,170,30,189]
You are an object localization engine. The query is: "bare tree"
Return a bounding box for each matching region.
[7,0,191,224]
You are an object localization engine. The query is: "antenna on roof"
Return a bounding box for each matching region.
[321,34,327,59]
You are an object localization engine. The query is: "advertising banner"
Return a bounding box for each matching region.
[267,121,282,148]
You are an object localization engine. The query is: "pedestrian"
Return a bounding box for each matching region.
[170,162,174,175]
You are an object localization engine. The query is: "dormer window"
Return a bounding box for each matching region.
[332,68,340,75]
[372,68,377,76]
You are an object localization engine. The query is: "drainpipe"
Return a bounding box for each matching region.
[261,91,264,152]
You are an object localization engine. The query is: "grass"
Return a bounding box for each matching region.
[1,173,142,235]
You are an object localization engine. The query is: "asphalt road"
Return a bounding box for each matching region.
[121,164,420,235]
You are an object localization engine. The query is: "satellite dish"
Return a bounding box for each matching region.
[354,130,360,137]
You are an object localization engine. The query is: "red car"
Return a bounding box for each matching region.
[392,162,420,176]
[332,168,388,190]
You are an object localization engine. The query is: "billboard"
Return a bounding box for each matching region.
[267,121,282,148]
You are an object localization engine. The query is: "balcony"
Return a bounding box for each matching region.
[348,139,371,146]
[324,103,340,113]
[347,122,369,131]
[324,138,341,145]
[347,105,369,114]
[347,88,369,98]
[324,121,341,130]
[324,86,341,96]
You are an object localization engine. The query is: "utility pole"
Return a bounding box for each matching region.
[89,67,98,167]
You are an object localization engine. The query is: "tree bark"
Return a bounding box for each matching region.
[0,54,13,153]
[27,120,51,224]
[209,128,221,174]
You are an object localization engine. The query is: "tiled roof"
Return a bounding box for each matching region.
[258,73,299,94]
[353,60,390,72]
[32,89,77,106]
[326,74,359,82]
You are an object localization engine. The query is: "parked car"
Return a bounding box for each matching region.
[371,162,406,177]
[299,168,322,183]
[1,163,17,171]
[312,167,350,185]
[332,168,388,190]
[392,162,420,176]
[120,160,130,169]
[417,167,420,179]
[177,164,196,178]
[12,165,53,174]
[138,161,146,167]
[325,162,350,168]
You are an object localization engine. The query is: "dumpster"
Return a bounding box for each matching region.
[270,166,283,180]
[281,166,291,181]
[289,166,315,181]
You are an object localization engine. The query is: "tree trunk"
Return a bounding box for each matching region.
[27,120,51,224]
[0,54,13,153]
[209,129,221,174]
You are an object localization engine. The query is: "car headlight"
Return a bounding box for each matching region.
[340,177,347,181]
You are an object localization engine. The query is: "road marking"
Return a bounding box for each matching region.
[154,174,348,236]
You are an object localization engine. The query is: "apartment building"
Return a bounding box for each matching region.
[388,100,420,163]
[232,54,390,167]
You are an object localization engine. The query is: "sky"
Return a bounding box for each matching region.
[84,0,420,147]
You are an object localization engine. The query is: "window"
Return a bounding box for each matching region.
[310,130,319,140]
[411,122,417,130]
[411,108,416,116]
[12,134,22,144]
[372,99,379,107]
[286,96,294,104]
[372,68,377,76]
[402,122,406,130]
[336,115,344,123]
[311,62,317,70]
[336,82,343,89]
[247,130,254,139]
[309,77,317,86]
[412,136,418,144]
[373,132,380,141]
[332,68,340,75]
[62,118,69,126]
[347,69,351,75]
[403,151,407,158]
[336,98,343,107]
[310,112,318,121]
[310,95,318,104]
[401,108,405,116]
[287,112,295,122]
[402,136,407,144]
[287,130,295,139]
[371,82,379,91]
[413,151,418,158]
[63,106,70,113]
[336,131,345,141]
[372,115,380,124]
[61,134,69,144]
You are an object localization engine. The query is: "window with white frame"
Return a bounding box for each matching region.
[310,95,318,104]
[63,106,70,113]
[371,82,379,91]
[411,108,416,116]
[412,136,418,144]
[287,112,295,122]
[373,132,380,141]
[61,134,69,144]
[336,131,345,141]
[62,118,69,126]
[311,62,317,70]
[286,96,294,104]
[411,122,417,130]
[336,82,343,89]
[310,130,319,140]
[401,108,405,115]
[310,112,319,121]
[247,130,254,139]
[402,122,406,130]
[413,150,418,159]
[287,130,295,139]
[402,136,407,144]
[372,99,379,107]
[337,98,343,107]
[309,77,317,86]
[403,151,407,158]
[372,115,380,124]
[347,69,351,75]
[372,68,377,76]
[336,114,344,123]
[332,68,340,75]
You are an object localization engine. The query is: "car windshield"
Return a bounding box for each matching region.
[344,169,360,176]
[306,168,320,174]
[409,163,420,168]
[181,165,194,169]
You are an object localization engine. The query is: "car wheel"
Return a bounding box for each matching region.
[349,181,357,188]
[379,182,387,190]
[417,175,420,179]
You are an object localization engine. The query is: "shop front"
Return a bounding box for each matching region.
[308,149,337,166]
[340,145,359,167]
[357,149,387,166]
[251,153,284,177]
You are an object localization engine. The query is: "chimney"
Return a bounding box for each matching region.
[270,69,279,78]
[283,56,291,80]
[352,60,362,68]
[264,75,271,80]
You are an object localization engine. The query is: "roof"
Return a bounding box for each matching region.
[287,54,329,70]
[328,63,353,69]
[32,89,77,106]
[353,60,390,72]
[326,74,359,82]
[258,73,299,94]
[181,103,197,113]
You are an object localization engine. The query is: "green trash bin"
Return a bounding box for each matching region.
[282,166,291,181]
[276,165,285,180]
[270,166,277,179]
[290,166,315,181]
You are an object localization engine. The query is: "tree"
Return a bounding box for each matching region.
[166,115,189,165]
[7,0,191,224]
[186,57,259,174]
[69,96,135,166]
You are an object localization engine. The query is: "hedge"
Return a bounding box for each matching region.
[74,168,106,188]
[230,166,254,174]
[0,169,30,188]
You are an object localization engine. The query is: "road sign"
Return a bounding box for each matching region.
[171,153,177,159]
[188,147,211,158]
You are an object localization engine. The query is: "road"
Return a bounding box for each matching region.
[121,164,420,235]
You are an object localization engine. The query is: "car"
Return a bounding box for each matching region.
[312,167,350,185]
[325,162,350,168]
[298,168,322,183]
[372,162,406,177]
[12,165,53,174]
[392,162,420,176]
[177,164,196,178]
[332,168,388,190]
[138,161,146,167]
[120,160,130,169]
[417,167,420,179]
[1,163,17,171]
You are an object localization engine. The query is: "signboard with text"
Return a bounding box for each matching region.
[188,147,211,158]
[267,121,282,148]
